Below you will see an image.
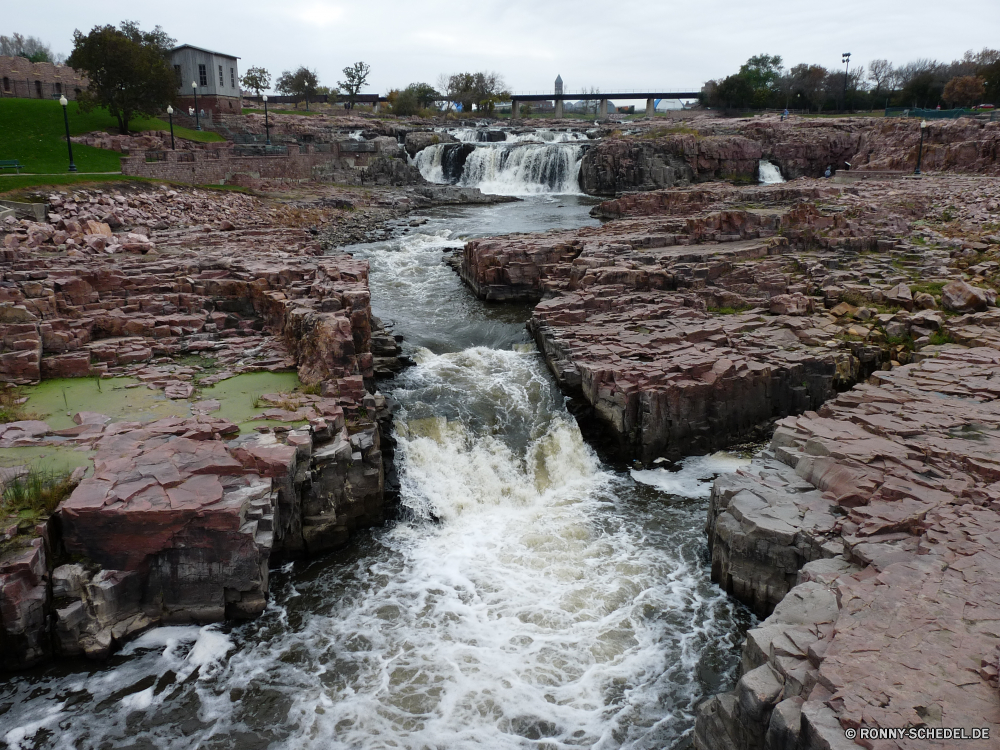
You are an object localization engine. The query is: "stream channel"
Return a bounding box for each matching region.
[1,154,754,750]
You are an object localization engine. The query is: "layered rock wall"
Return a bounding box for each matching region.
[459,176,1000,462]
[0,184,402,670]
[580,117,1000,195]
[697,348,1000,748]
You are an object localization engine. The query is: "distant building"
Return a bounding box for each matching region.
[169,45,241,115]
[0,56,87,100]
[555,74,563,96]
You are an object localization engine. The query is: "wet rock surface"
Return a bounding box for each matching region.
[0,181,418,668]
[459,169,1000,746]
[463,175,1000,462]
[698,348,1000,749]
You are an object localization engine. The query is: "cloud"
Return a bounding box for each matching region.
[290,1,345,27]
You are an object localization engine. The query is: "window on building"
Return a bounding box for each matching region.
[174,64,182,86]
[34,80,42,98]
[230,67,235,88]
[2,77,9,93]
[198,64,207,87]
[219,65,224,87]
[55,83,62,94]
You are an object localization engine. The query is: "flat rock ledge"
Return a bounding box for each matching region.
[459,176,1000,463]
[0,184,406,670]
[696,347,1000,749]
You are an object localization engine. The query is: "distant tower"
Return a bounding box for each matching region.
[555,74,563,96]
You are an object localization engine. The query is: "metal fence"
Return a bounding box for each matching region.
[0,78,82,100]
[885,107,997,121]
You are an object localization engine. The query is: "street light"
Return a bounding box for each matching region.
[262,94,271,145]
[58,95,77,172]
[915,120,928,175]
[191,81,201,130]
[842,53,851,113]
[166,105,175,149]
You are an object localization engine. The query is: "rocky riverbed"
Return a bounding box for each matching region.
[458,165,1000,747]
[0,179,515,669]
[3,112,1000,748]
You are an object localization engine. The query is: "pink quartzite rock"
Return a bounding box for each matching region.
[941,280,990,313]
[59,416,274,621]
[697,347,1000,750]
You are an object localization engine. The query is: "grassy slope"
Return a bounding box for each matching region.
[0,99,223,174]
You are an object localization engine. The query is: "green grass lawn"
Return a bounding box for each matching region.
[0,98,223,175]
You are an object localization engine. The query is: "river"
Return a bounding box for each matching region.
[0,139,752,750]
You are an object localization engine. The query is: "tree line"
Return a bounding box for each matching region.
[0,33,63,64]
[702,49,1000,112]
[249,67,510,116]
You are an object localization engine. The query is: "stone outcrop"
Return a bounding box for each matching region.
[697,347,1000,748]
[461,175,1000,461]
[579,133,762,195]
[579,116,1000,195]
[0,182,407,670]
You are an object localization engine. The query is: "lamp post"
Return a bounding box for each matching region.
[58,95,77,172]
[914,120,928,175]
[841,52,851,113]
[262,94,271,145]
[166,105,175,149]
[191,81,201,130]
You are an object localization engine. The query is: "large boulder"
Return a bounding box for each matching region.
[941,280,990,313]
[404,131,456,157]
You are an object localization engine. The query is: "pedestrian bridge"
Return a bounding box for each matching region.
[507,91,701,119]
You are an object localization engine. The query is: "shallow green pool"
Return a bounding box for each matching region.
[0,371,305,472]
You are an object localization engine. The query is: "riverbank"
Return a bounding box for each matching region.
[0,179,513,670]
[457,165,1000,746]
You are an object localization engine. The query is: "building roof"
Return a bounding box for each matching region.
[555,74,563,83]
[170,44,240,59]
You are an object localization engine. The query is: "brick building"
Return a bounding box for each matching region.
[0,56,88,100]
[169,45,241,116]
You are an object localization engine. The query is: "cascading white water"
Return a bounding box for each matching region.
[0,201,751,750]
[758,159,785,184]
[414,128,589,196]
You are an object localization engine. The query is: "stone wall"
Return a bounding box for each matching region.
[119,138,421,187]
[0,56,87,100]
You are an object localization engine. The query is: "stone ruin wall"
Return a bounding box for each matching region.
[119,138,420,187]
[0,56,88,99]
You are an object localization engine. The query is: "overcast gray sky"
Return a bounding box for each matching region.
[6,0,999,94]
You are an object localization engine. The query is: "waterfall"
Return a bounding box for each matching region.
[758,159,785,184]
[414,130,587,196]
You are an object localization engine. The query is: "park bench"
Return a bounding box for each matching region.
[0,160,24,174]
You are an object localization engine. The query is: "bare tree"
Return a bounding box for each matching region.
[0,32,62,63]
[867,59,894,103]
[338,61,371,110]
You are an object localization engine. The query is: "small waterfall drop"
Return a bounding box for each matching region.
[758,159,785,184]
[414,129,588,196]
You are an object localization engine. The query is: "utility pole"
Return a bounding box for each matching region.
[841,53,851,113]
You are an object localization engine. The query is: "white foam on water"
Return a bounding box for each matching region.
[185,347,744,749]
[758,159,785,184]
[413,136,585,196]
[631,452,751,497]
[3,705,64,750]
[187,626,234,668]
[120,686,155,712]
[120,625,203,654]
[0,204,748,750]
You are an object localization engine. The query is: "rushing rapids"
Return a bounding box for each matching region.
[413,128,589,195]
[0,197,751,749]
